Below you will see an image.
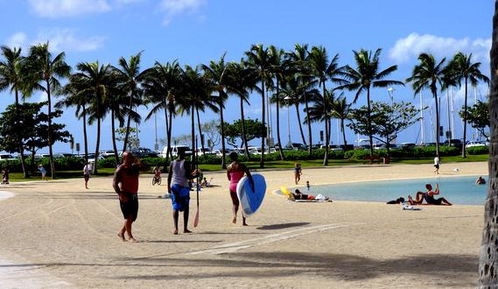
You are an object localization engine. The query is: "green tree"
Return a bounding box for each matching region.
[0,46,29,177]
[224,119,266,148]
[245,44,273,168]
[141,61,182,162]
[0,102,70,173]
[338,48,403,160]
[406,53,448,157]
[330,96,352,149]
[459,100,489,140]
[201,55,232,167]
[115,127,140,150]
[24,43,71,178]
[447,52,489,157]
[113,52,145,153]
[201,120,221,151]
[308,46,345,165]
[72,62,114,173]
[348,101,420,157]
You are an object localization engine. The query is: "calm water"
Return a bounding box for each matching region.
[305,176,488,205]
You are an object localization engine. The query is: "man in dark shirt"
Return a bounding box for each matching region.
[113,151,140,242]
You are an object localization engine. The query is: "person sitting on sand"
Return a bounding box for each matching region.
[291,189,329,201]
[2,166,9,184]
[476,176,486,185]
[200,177,211,188]
[408,184,452,206]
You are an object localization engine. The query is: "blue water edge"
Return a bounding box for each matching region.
[304,176,488,205]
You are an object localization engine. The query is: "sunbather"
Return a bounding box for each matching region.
[408,184,452,206]
[291,189,329,201]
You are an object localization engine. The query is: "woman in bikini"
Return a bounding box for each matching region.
[408,184,452,206]
[227,152,253,226]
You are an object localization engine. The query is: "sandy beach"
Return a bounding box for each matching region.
[0,162,488,288]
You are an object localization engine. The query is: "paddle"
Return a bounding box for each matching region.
[193,136,200,228]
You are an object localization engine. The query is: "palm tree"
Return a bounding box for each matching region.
[268,45,286,160]
[308,46,345,165]
[245,44,273,168]
[330,96,351,149]
[56,77,92,163]
[72,61,114,174]
[201,55,232,167]
[24,43,71,178]
[113,52,144,153]
[447,52,489,157]
[225,61,258,158]
[406,53,448,157]
[285,44,313,154]
[305,89,335,149]
[106,77,128,166]
[479,2,498,286]
[338,48,403,159]
[280,75,319,147]
[141,61,182,162]
[184,65,218,155]
[0,46,29,177]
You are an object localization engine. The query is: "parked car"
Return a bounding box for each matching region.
[101,150,116,158]
[465,141,487,148]
[400,142,416,149]
[132,147,159,158]
[0,154,16,160]
[443,139,463,149]
[160,145,191,158]
[286,143,305,151]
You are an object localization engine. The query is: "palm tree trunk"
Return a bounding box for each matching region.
[275,80,285,160]
[82,105,89,164]
[240,97,250,158]
[111,109,119,166]
[93,109,101,174]
[303,93,311,153]
[366,87,374,160]
[122,93,133,152]
[219,99,227,169]
[295,104,306,145]
[164,100,171,162]
[46,80,55,179]
[341,118,348,149]
[433,88,441,157]
[14,89,28,178]
[167,105,173,162]
[479,2,498,285]
[191,106,196,165]
[323,82,329,166]
[462,77,468,158]
[260,81,266,168]
[196,107,206,154]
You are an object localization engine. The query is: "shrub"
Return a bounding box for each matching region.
[466,146,488,155]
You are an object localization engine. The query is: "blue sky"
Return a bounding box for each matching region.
[0,0,493,153]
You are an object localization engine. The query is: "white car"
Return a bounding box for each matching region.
[465,141,487,148]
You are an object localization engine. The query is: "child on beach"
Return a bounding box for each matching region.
[294,163,302,185]
[83,162,91,189]
[434,156,440,175]
[2,166,9,184]
[38,164,47,180]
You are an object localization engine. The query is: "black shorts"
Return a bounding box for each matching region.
[120,193,138,221]
[434,164,439,169]
[84,174,90,181]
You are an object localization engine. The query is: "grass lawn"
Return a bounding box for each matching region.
[5,154,488,182]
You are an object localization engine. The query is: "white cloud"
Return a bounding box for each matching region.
[28,0,111,18]
[6,32,28,49]
[389,33,491,64]
[6,29,105,52]
[159,0,206,25]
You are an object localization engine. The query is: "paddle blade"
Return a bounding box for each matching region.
[193,209,199,227]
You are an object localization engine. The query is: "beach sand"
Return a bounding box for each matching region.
[0,162,488,288]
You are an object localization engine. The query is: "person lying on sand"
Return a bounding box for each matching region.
[291,189,330,201]
[408,184,452,206]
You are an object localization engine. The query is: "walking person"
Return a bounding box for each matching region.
[2,166,9,184]
[227,152,254,226]
[167,150,196,235]
[294,163,302,185]
[83,162,91,189]
[434,155,440,175]
[113,151,140,242]
[38,164,47,181]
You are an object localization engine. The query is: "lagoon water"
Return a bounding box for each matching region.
[308,176,488,205]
